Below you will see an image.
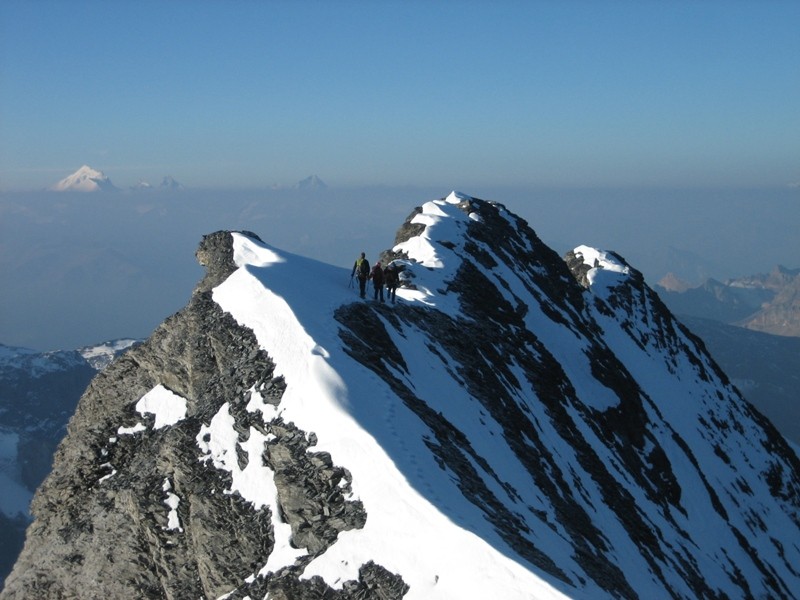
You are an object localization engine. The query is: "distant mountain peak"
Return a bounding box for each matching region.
[130,180,153,191]
[50,165,118,192]
[658,272,693,293]
[130,176,184,192]
[160,175,184,190]
[293,175,327,190]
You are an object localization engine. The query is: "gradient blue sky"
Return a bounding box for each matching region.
[1,1,798,191]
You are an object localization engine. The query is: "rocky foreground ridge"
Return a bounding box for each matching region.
[2,193,799,599]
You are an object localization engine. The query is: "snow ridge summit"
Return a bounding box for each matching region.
[3,192,799,599]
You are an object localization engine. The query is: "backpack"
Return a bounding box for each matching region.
[356,258,369,278]
[371,264,384,284]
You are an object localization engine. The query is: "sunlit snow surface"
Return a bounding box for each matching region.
[572,244,632,294]
[117,384,187,434]
[162,478,182,532]
[111,385,190,486]
[212,193,572,599]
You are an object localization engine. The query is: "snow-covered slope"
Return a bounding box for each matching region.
[3,193,798,600]
[49,165,117,192]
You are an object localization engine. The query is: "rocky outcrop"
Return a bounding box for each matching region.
[1,231,404,600]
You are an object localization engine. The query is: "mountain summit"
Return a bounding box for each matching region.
[160,175,184,191]
[294,174,327,190]
[3,192,798,599]
[49,165,117,192]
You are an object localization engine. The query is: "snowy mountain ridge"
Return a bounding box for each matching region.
[3,192,798,599]
[49,166,185,193]
[0,345,87,385]
[77,338,139,370]
[293,174,327,190]
[0,339,138,376]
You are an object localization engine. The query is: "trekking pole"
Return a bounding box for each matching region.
[348,275,354,289]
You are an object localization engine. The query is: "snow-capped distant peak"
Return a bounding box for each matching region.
[79,339,139,370]
[160,175,184,190]
[293,175,327,190]
[50,165,117,192]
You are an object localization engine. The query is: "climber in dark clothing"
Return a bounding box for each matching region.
[370,261,385,302]
[384,263,399,303]
[351,252,370,298]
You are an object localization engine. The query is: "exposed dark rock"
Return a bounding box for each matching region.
[393,207,425,246]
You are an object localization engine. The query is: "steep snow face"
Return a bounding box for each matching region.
[208,193,800,599]
[570,243,800,593]
[49,165,117,192]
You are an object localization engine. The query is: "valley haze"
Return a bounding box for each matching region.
[2,2,798,351]
[1,184,799,352]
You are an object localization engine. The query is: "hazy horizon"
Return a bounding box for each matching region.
[2,2,797,350]
[2,184,798,352]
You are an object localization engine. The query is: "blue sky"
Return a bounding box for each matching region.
[1,0,798,191]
